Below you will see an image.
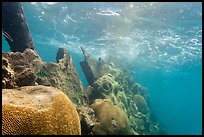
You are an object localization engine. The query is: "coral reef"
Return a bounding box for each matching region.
[91,99,130,135]
[2,4,164,134]
[56,47,69,63]
[2,45,163,135]
[80,48,162,135]
[2,85,81,135]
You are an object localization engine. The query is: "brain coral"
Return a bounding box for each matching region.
[2,85,81,135]
[91,99,130,135]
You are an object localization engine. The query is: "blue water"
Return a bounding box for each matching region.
[2,2,202,135]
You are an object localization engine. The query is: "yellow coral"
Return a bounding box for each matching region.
[91,99,130,135]
[2,85,81,135]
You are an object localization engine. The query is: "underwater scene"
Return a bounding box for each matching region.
[2,2,202,135]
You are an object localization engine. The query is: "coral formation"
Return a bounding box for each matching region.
[2,85,81,135]
[131,83,147,98]
[35,47,88,106]
[89,74,121,104]
[116,91,128,106]
[91,99,130,135]
[93,74,115,95]
[132,95,148,114]
[80,48,121,86]
[79,48,162,135]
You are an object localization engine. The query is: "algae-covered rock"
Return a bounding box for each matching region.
[93,74,115,95]
[91,99,130,135]
[89,74,122,104]
[91,74,121,101]
[14,68,36,87]
[77,106,96,135]
[132,95,148,114]
[36,47,88,106]
[2,57,16,89]
[5,49,43,74]
[2,85,81,135]
[2,48,88,106]
[2,49,42,88]
[80,47,122,86]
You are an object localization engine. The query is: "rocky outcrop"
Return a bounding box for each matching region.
[77,106,96,135]
[14,68,36,87]
[79,47,97,86]
[36,47,88,105]
[56,47,70,64]
[2,2,34,52]
[2,48,88,106]
[2,57,16,89]
[2,85,81,135]
[2,48,43,75]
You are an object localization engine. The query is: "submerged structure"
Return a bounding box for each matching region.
[2,2,165,135]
